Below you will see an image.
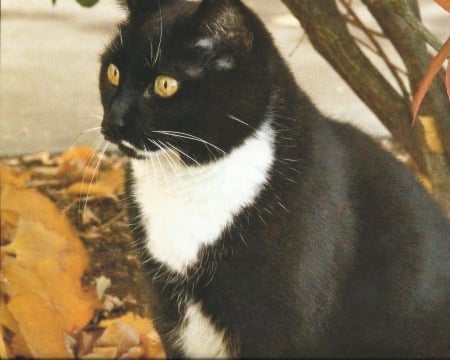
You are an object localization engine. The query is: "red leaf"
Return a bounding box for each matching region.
[446,61,450,102]
[434,0,450,12]
[412,37,450,123]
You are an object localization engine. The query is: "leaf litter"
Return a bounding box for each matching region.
[0,139,431,358]
[0,146,165,359]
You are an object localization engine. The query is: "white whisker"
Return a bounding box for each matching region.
[72,126,102,145]
[164,141,201,167]
[156,140,183,179]
[153,0,164,68]
[150,140,170,190]
[227,114,255,130]
[164,142,190,170]
[77,140,104,220]
[81,142,108,220]
[152,130,226,155]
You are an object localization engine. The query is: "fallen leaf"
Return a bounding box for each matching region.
[97,312,166,359]
[82,206,101,225]
[0,167,30,188]
[66,166,125,199]
[0,166,99,357]
[58,145,99,180]
[7,294,71,358]
[96,275,112,299]
[66,182,118,200]
[98,166,125,194]
[22,151,57,166]
[88,346,118,358]
[96,322,140,353]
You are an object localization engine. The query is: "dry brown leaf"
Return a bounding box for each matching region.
[99,312,166,359]
[66,182,118,199]
[98,166,125,194]
[0,327,10,359]
[58,145,99,180]
[0,297,29,358]
[82,206,101,225]
[1,210,19,245]
[7,294,71,358]
[96,322,140,353]
[1,218,98,357]
[66,166,125,199]
[0,167,30,188]
[0,168,99,358]
[88,346,119,358]
[22,151,57,166]
[1,183,84,240]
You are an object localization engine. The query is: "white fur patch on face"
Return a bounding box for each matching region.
[120,140,148,158]
[177,302,230,358]
[130,121,275,274]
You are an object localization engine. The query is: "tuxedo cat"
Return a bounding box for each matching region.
[99,0,450,357]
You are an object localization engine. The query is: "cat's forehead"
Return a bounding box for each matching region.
[129,0,200,36]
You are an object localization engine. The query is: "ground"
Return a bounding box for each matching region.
[0,139,434,357]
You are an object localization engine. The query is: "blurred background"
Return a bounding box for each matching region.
[1,0,448,156]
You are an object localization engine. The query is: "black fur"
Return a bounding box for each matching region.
[100,0,450,357]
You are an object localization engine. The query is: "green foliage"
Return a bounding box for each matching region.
[76,0,100,7]
[52,0,100,7]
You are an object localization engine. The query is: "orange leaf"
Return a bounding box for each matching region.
[66,182,118,199]
[7,294,70,358]
[98,167,125,194]
[99,312,166,359]
[0,167,30,189]
[412,37,450,122]
[58,145,99,179]
[0,180,98,357]
[434,0,450,12]
[66,166,124,198]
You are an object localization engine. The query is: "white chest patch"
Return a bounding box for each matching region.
[130,121,275,274]
[177,302,230,357]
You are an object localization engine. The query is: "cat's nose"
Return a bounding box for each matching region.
[101,113,126,143]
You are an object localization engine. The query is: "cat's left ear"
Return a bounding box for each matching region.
[191,0,254,71]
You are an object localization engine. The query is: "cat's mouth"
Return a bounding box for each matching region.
[118,140,151,159]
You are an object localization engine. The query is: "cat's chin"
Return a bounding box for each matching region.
[117,140,151,159]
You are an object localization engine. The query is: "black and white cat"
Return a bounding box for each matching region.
[99,0,450,357]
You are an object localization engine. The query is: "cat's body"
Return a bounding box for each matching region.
[100,0,450,357]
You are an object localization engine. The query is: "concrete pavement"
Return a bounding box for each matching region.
[1,0,448,156]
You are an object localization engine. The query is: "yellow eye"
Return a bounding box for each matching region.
[154,75,180,98]
[107,63,120,87]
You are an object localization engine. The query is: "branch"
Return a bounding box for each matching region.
[363,0,450,158]
[339,0,410,102]
[388,0,444,52]
[281,0,428,171]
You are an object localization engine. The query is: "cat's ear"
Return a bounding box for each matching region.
[191,0,254,71]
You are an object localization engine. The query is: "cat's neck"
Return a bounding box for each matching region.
[130,120,276,274]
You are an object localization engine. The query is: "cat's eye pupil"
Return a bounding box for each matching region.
[154,75,180,98]
[107,64,120,87]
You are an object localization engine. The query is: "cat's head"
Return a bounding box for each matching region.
[100,0,277,164]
